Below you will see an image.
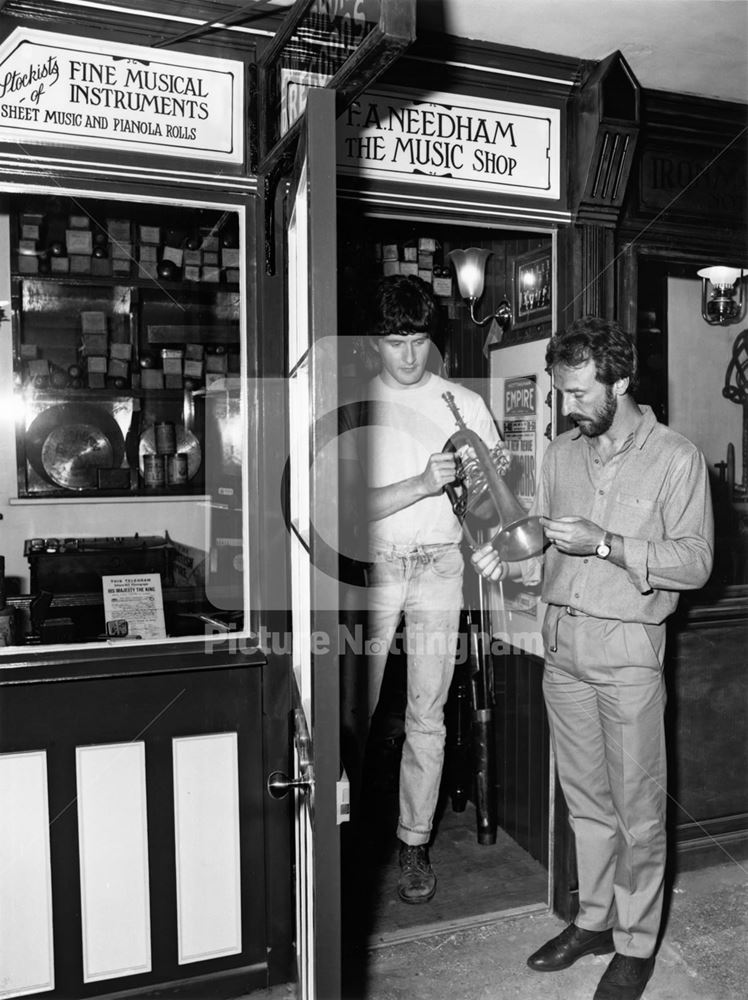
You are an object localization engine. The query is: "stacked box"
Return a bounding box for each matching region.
[138,244,158,262]
[183,249,202,267]
[206,352,228,374]
[141,369,164,390]
[221,248,240,269]
[377,238,443,285]
[139,225,161,245]
[91,256,111,276]
[21,213,44,240]
[162,245,183,266]
[27,359,49,378]
[18,255,39,274]
[66,229,92,255]
[107,219,131,241]
[137,262,159,281]
[110,342,131,361]
[108,359,129,379]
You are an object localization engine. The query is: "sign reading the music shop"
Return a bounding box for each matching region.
[0,28,243,162]
[338,88,561,199]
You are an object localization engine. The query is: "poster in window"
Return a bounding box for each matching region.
[503,375,537,511]
[501,375,539,614]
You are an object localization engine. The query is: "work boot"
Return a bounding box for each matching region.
[397,842,436,904]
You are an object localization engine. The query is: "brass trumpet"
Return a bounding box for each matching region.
[442,391,545,561]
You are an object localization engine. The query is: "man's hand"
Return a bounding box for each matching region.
[419,452,458,497]
[471,541,507,582]
[540,515,603,554]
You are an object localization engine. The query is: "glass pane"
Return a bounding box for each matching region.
[1,192,247,652]
[265,0,382,151]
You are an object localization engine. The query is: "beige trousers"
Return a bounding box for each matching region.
[542,606,667,958]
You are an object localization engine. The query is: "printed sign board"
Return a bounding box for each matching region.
[0,28,244,162]
[338,88,561,199]
[503,375,538,511]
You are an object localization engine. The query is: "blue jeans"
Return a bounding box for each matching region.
[366,543,463,846]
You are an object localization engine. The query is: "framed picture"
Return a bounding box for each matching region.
[514,246,552,329]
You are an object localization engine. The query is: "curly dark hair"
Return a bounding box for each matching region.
[546,316,639,393]
[371,274,440,339]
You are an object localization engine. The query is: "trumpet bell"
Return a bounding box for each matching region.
[491,515,545,562]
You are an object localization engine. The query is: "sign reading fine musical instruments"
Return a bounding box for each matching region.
[0,28,243,162]
[338,88,561,199]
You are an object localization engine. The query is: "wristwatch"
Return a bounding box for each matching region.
[595,531,613,559]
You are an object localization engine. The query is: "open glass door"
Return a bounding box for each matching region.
[283,86,341,1000]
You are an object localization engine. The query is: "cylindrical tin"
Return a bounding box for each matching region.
[166,453,189,487]
[154,421,177,455]
[143,453,166,488]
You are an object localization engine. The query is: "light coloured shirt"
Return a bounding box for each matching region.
[524,405,714,624]
[344,372,499,549]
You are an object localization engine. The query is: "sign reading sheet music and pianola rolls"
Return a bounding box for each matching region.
[338,88,561,200]
[0,27,243,162]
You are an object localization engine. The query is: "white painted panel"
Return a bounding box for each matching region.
[0,751,54,999]
[668,276,744,484]
[76,742,151,982]
[173,733,242,964]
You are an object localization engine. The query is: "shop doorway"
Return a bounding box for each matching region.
[336,212,554,949]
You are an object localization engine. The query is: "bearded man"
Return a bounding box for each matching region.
[473,316,713,1000]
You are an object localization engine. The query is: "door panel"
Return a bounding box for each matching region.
[285,87,341,1000]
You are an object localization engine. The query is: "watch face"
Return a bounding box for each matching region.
[596,542,611,558]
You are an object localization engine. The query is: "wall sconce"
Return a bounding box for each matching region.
[448,248,512,329]
[697,266,746,326]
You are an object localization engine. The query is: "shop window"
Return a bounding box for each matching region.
[1,194,246,649]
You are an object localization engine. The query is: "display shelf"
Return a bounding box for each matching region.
[8,195,242,500]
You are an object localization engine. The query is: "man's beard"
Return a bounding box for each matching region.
[571,385,617,437]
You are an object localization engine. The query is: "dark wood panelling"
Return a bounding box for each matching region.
[666,593,748,866]
[492,650,549,868]
[0,660,269,999]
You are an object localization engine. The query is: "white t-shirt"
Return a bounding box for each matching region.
[346,372,500,548]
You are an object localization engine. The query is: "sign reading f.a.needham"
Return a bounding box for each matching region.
[338,88,561,199]
[0,28,243,162]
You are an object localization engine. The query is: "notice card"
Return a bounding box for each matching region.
[102,573,166,641]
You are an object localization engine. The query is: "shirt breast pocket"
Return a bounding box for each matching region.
[613,492,664,539]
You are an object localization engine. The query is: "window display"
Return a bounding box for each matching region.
[1,194,246,646]
[10,195,241,498]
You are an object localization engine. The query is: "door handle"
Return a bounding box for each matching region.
[267,770,313,799]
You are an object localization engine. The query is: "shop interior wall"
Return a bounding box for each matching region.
[0,214,210,593]
[666,276,744,486]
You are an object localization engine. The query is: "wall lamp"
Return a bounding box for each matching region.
[448,248,513,329]
[697,266,746,326]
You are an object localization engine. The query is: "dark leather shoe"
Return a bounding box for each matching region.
[527,923,614,971]
[594,953,655,1000]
